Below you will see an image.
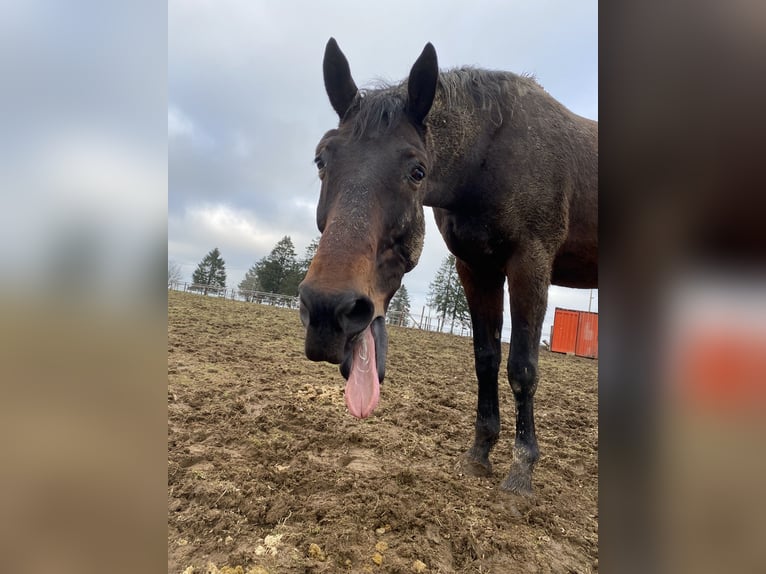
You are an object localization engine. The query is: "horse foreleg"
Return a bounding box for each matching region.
[455,259,505,477]
[502,250,550,494]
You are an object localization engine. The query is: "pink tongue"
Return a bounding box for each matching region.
[344,326,380,419]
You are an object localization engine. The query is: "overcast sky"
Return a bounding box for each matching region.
[168,0,598,341]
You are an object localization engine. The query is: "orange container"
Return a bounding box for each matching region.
[575,311,599,358]
[551,308,580,354]
[551,308,598,359]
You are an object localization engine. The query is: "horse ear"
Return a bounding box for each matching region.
[406,42,438,125]
[323,38,358,119]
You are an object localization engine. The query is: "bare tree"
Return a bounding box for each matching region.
[168,259,183,286]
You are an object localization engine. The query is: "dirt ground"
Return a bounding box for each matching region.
[168,291,598,573]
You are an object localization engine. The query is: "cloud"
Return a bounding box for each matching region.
[170,204,276,252]
[168,106,196,139]
[168,202,321,285]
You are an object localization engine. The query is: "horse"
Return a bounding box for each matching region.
[299,38,597,494]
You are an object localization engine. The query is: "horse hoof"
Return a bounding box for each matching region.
[457,451,493,477]
[500,472,534,495]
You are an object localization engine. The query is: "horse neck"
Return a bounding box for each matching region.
[425,102,493,190]
[423,76,596,212]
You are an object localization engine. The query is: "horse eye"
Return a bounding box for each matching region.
[314,156,326,170]
[410,165,426,182]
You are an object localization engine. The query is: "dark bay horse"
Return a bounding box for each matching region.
[299,38,597,493]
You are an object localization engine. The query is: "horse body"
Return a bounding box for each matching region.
[424,69,597,284]
[421,70,597,491]
[300,39,597,493]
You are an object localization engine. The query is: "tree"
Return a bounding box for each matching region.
[387,284,411,326]
[241,235,320,301]
[191,247,226,295]
[168,259,183,286]
[427,254,470,334]
[253,236,301,295]
[237,266,262,301]
[297,236,320,277]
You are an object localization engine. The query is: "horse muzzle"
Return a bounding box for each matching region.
[299,284,375,364]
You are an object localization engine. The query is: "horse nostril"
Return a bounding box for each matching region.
[336,294,374,335]
[349,297,374,323]
[299,297,310,327]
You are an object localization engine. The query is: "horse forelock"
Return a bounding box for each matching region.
[344,87,407,140]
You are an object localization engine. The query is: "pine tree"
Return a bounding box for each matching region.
[255,236,301,295]
[427,254,470,334]
[191,247,226,295]
[388,284,411,326]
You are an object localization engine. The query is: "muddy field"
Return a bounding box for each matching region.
[168,291,598,573]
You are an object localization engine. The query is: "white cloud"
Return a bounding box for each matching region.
[170,204,278,253]
[168,106,196,139]
[168,203,322,286]
[232,132,252,159]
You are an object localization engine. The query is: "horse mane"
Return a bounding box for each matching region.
[345,67,543,139]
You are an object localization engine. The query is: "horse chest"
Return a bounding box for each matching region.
[434,209,513,265]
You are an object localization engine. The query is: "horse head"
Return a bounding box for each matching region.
[299,38,438,418]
